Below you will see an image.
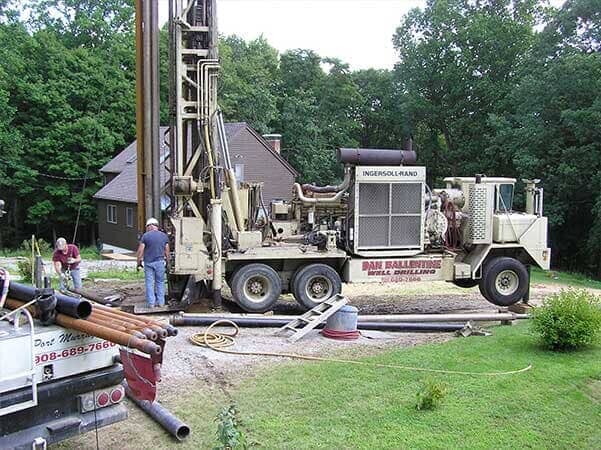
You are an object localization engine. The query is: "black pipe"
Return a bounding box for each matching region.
[6,281,92,319]
[337,148,417,166]
[169,316,464,332]
[123,381,191,441]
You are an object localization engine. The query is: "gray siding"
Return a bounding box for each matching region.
[229,128,296,204]
[97,200,139,251]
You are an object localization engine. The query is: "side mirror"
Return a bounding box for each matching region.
[0,199,5,218]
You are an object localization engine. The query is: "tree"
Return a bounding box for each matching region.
[488,0,601,274]
[219,35,280,134]
[0,3,136,244]
[392,0,539,179]
[352,69,408,149]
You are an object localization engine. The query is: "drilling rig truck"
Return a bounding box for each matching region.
[141,0,550,314]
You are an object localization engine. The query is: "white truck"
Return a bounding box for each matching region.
[0,202,127,450]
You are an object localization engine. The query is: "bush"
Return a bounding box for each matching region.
[415,378,447,411]
[531,289,601,351]
[19,238,52,255]
[215,404,247,450]
[17,258,33,283]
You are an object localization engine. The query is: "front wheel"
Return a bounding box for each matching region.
[230,264,282,312]
[292,264,342,310]
[479,257,529,307]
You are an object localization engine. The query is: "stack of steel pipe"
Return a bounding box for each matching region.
[2,284,177,355]
[6,281,92,319]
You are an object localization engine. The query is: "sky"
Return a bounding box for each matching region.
[159,0,425,70]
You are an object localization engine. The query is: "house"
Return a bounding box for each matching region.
[94,123,298,252]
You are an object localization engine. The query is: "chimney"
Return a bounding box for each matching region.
[263,134,282,154]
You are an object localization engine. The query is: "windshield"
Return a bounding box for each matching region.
[498,184,514,212]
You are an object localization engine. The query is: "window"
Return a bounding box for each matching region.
[234,164,245,183]
[107,204,117,224]
[126,207,134,228]
[497,184,514,212]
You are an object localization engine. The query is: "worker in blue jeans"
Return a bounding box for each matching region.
[136,218,170,307]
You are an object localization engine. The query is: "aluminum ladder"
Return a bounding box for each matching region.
[277,294,348,342]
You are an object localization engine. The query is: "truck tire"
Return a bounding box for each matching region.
[292,264,342,310]
[230,264,282,312]
[479,257,529,306]
[452,278,479,288]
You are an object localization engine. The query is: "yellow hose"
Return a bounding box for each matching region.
[190,320,533,377]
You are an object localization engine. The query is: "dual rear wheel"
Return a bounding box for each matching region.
[229,263,342,312]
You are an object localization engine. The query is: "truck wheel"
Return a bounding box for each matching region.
[230,264,282,312]
[452,279,479,288]
[292,264,342,310]
[479,257,529,306]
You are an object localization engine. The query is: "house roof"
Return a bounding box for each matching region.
[95,164,139,203]
[94,122,298,203]
[99,123,249,174]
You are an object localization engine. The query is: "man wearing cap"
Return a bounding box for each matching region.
[137,218,170,307]
[53,237,82,291]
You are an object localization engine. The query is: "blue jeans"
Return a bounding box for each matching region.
[144,260,166,307]
[60,269,82,291]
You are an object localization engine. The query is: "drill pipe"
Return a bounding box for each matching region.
[5,298,161,355]
[92,305,168,337]
[85,314,147,340]
[123,381,190,441]
[172,312,529,324]
[91,310,159,341]
[6,281,92,319]
[169,315,464,332]
[93,304,177,336]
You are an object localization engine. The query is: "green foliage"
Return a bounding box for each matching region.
[531,289,601,351]
[415,377,447,411]
[16,257,32,283]
[1,0,600,278]
[87,268,142,281]
[219,35,280,135]
[19,238,52,255]
[214,404,247,450]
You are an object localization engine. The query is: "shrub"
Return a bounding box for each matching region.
[531,289,601,351]
[17,258,33,283]
[415,378,447,411]
[215,404,247,450]
[19,238,52,255]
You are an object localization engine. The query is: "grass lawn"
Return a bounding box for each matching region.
[157,323,599,450]
[531,267,601,290]
[230,323,600,449]
[86,269,143,281]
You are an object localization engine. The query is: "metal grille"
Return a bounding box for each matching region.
[466,184,493,244]
[358,217,389,247]
[359,184,389,214]
[390,216,422,246]
[391,183,422,214]
[357,182,423,250]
